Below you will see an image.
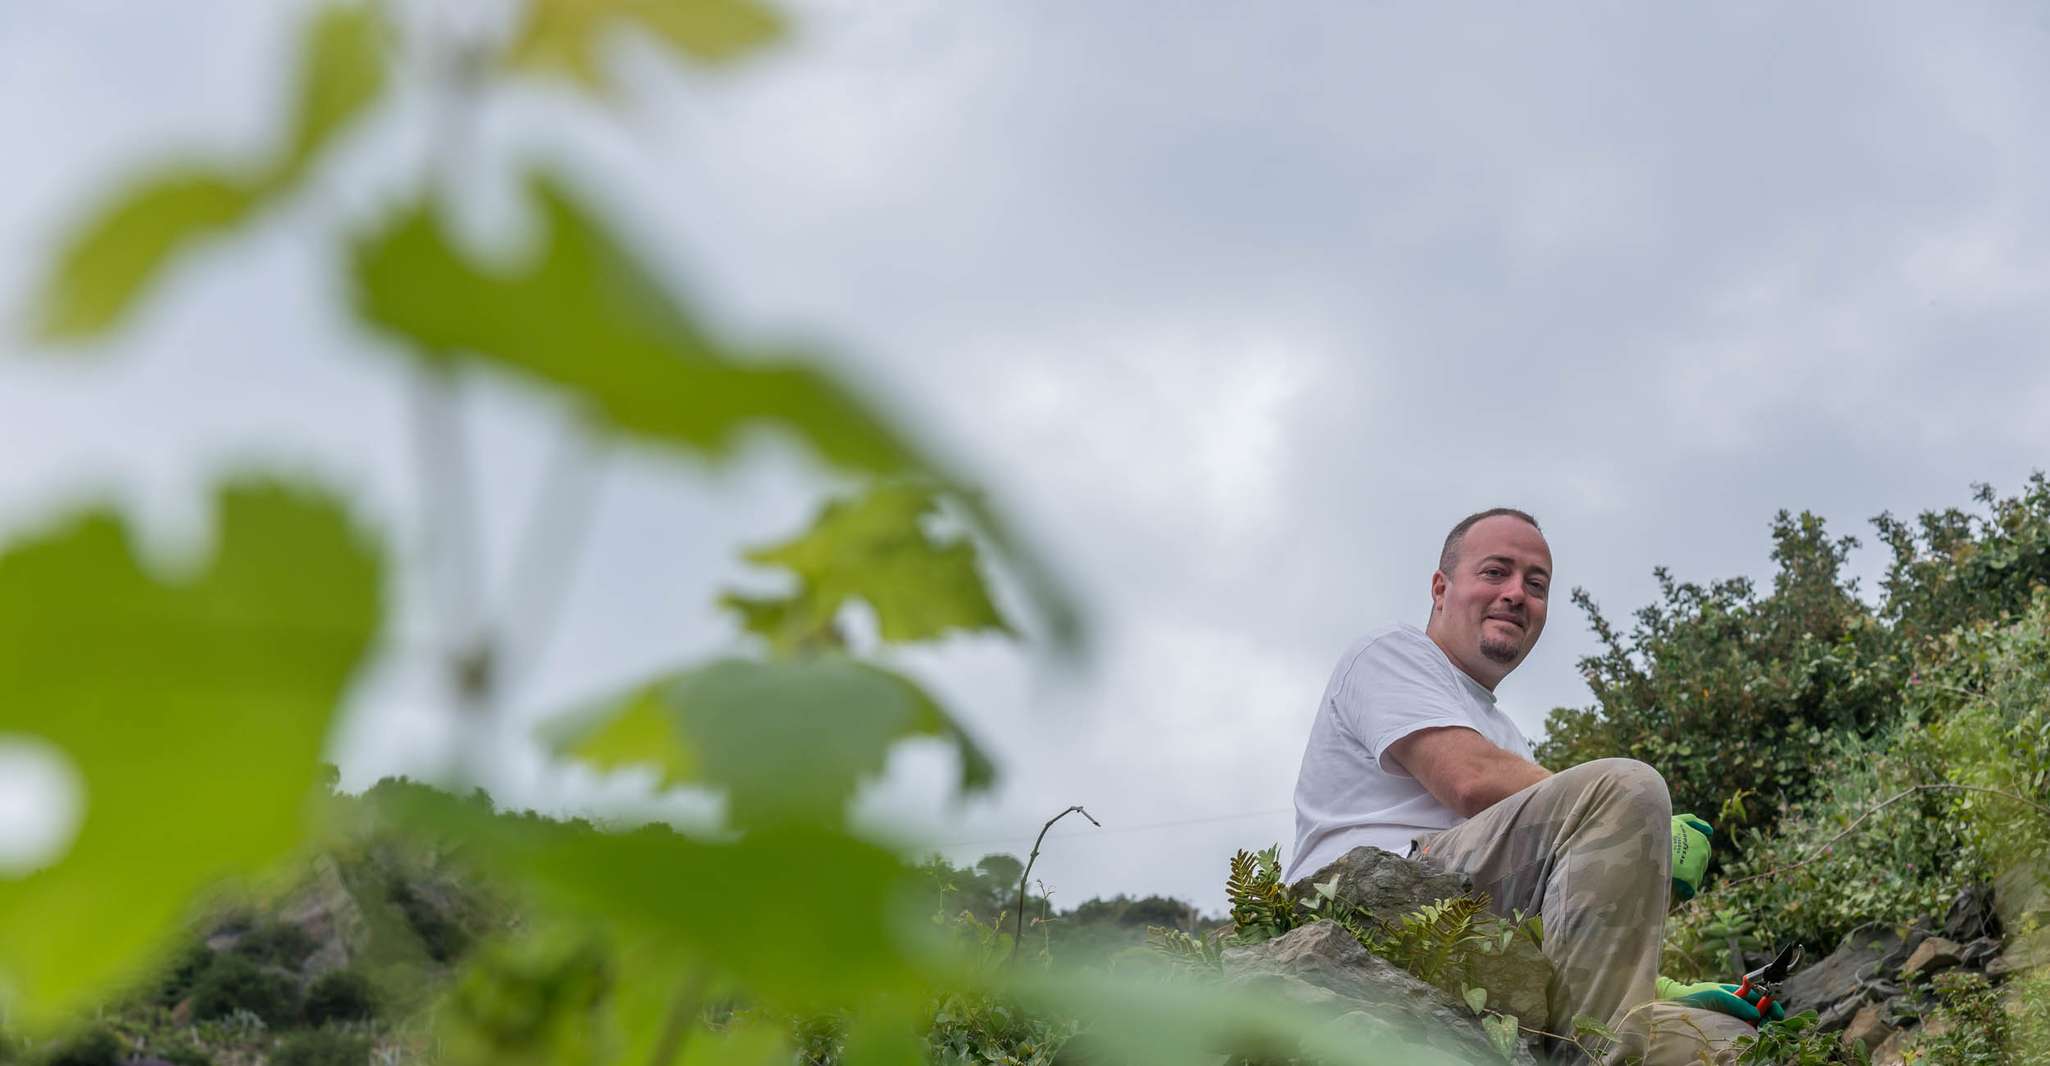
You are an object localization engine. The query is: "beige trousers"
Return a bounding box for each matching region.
[1412,758,1757,1064]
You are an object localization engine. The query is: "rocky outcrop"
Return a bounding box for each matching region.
[276,854,370,976]
[1222,921,1537,1064]
[1291,847,1554,1033]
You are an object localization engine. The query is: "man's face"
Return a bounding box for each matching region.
[1427,516,1552,689]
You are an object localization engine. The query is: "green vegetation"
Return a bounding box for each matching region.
[6,0,2049,1061]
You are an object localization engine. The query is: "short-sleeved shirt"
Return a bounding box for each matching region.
[1284,623,1537,883]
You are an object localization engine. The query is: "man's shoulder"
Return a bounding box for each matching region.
[1336,622,1438,667]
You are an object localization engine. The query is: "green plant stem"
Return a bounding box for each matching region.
[646,968,711,1066]
[1009,806,1099,964]
[1710,783,2050,894]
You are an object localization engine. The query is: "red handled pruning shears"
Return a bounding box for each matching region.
[1732,944,1803,1026]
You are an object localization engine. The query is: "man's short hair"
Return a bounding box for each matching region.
[1438,508,1542,575]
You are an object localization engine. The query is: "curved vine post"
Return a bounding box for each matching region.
[1010,805,1100,963]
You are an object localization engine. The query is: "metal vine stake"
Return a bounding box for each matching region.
[1010,805,1101,963]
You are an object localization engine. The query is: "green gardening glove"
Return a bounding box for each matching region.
[1670,813,1712,902]
[1656,975,1786,1025]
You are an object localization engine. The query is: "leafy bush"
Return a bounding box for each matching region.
[154,940,215,1006]
[271,1029,371,1066]
[1663,721,1972,968]
[387,877,469,964]
[188,953,302,1027]
[230,921,317,970]
[1918,588,2050,876]
[303,970,378,1026]
[1876,475,2050,652]
[36,1027,122,1066]
[1538,511,1905,847]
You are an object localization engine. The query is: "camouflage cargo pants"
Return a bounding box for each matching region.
[1412,758,1756,1065]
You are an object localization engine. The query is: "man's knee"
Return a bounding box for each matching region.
[1558,757,1672,824]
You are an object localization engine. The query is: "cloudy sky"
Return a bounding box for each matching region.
[3,1,2049,912]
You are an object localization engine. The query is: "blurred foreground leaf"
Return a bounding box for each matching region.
[33,172,261,341]
[509,0,784,93]
[0,482,382,1028]
[389,789,934,1010]
[277,3,388,184]
[1009,967,1478,1066]
[723,481,1012,651]
[350,173,925,476]
[547,656,993,819]
[33,3,386,343]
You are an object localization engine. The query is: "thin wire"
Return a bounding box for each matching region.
[930,807,1293,850]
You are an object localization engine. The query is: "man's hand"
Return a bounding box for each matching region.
[1670,813,1712,902]
[1656,976,1786,1026]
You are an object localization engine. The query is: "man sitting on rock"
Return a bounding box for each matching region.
[1285,507,1775,1064]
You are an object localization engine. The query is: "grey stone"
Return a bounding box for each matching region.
[1292,847,1476,922]
[1290,846,1552,1032]
[1961,935,2003,970]
[1780,926,1921,1013]
[1900,937,1965,978]
[1223,921,1537,1064]
[1842,1004,1892,1052]
[276,854,369,976]
[1941,883,2000,943]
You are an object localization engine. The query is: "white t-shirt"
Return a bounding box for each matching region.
[1284,623,1538,883]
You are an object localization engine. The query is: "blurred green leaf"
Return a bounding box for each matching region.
[275,3,387,185]
[545,656,993,821]
[33,3,386,344]
[391,789,935,1009]
[508,0,784,92]
[34,171,261,341]
[549,681,700,788]
[1008,966,1476,1066]
[351,173,927,476]
[0,481,382,1029]
[724,481,1012,650]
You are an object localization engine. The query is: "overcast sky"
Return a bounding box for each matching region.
[4,1,2049,913]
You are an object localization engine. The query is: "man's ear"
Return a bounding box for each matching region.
[1429,570,1447,615]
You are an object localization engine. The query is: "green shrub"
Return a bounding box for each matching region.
[1919,589,2050,876]
[387,877,469,963]
[151,1038,213,1066]
[271,1029,371,1066]
[304,970,378,1026]
[38,1027,122,1066]
[189,953,302,1026]
[155,940,215,1006]
[230,921,317,969]
[1665,723,1971,971]
[1537,511,1906,848]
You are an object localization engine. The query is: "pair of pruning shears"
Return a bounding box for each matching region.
[1732,944,1802,1026]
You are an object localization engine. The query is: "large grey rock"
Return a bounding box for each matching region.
[1780,926,1922,1014]
[1291,847,1553,1032]
[276,854,369,976]
[1223,921,1537,1064]
[1991,864,2050,980]
[1293,847,1475,921]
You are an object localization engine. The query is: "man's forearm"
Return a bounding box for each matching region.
[1455,755,1551,817]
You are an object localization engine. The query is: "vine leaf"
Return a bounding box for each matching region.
[388,788,934,1008]
[722,481,1012,651]
[276,3,388,185]
[34,172,262,341]
[0,482,382,1029]
[350,172,927,477]
[33,4,386,343]
[545,656,994,823]
[507,0,784,93]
